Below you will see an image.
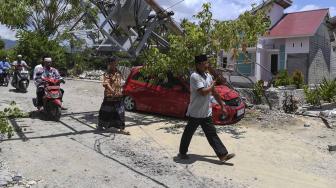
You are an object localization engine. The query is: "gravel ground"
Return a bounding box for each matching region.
[0,79,335,188]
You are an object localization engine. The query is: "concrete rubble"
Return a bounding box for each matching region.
[79,70,104,80]
[236,87,305,110]
[0,161,39,188]
[78,66,131,81]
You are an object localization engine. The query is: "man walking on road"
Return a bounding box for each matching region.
[178,54,235,162]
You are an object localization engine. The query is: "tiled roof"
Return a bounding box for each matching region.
[267,9,329,38]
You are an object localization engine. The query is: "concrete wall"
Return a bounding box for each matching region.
[287,53,309,83]
[308,22,331,84]
[268,3,285,27]
[331,41,336,79]
[285,37,310,54]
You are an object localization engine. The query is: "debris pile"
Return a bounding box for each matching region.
[236,87,305,110]
[0,161,39,187]
[78,66,131,81]
[79,70,104,80]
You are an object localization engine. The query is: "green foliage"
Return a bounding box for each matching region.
[253,80,265,104]
[303,85,321,106]
[274,70,292,87]
[0,38,5,50]
[0,0,97,38]
[0,49,7,60]
[0,0,28,29]
[142,2,270,79]
[0,116,13,139]
[0,0,99,74]
[0,101,28,139]
[291,70,304,89]
[319,78,336,103]
[67,50,105,76]
[303,78,336,105]
[15,31,66,70]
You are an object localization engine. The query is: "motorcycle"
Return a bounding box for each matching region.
[0,69,10,87]
[33,77,65,121]
[11,67,30,92]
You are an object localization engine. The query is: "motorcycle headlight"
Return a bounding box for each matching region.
[51,93,60,98]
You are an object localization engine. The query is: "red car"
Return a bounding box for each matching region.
[123,67,245,125]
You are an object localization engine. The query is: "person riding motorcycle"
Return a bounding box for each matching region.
[0,57,11,75]
[12,55,30,84]
[34,57,65,111]
[0,57,11,84]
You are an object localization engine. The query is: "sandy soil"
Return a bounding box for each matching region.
[0,79,335,188]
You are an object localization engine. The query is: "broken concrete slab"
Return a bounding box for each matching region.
[320,109,336,119]
[236,88,305,110]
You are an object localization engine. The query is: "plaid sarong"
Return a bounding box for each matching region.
[98,98,125,130]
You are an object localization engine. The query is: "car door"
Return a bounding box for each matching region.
[156,77,189,117]
[126,71,162,113]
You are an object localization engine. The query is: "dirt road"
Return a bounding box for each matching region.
[0,80,335,188]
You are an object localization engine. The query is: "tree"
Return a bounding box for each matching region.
[0,38,5,50]
[141,2,270,80]
[0,0,99,72]
[15,31,66,70]
[0,0,97,38]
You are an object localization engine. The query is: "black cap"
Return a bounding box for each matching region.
[195,54,208,64]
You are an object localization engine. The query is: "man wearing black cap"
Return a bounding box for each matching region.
[178,54,235,162]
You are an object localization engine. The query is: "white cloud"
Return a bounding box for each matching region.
[0,24,16,40]
[299,4,321,11]
[156,0,263,21]
[330,7,336,17]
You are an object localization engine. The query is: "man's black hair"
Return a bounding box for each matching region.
[195,54,208,65]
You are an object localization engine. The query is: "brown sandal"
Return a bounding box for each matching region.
[219,153,235,162]
[119,129,131,135]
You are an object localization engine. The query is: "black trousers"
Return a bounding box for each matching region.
[36,87,44,107]
[179,117,228,157]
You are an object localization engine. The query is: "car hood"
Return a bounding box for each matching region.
[215,85,240,100]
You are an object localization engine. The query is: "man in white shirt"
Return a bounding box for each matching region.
[178,54,235,162]
[33,61,44,86]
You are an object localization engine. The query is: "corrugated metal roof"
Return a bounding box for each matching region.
[267,9,329,38]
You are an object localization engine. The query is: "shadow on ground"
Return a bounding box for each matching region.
[173,154,234,166]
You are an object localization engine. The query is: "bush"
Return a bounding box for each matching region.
[0,101,28,139]
[319,78,336,103]
[274,70,292,87]
[303,85,321,106]
[292,70,304,89]
[15,31,66,71]
[253,80,265,104]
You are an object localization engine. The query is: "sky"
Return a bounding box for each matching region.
[1,0,336,41]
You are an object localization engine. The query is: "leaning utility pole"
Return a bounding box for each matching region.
[68,0,183,58]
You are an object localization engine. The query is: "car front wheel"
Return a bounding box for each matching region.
[124,96,136,111]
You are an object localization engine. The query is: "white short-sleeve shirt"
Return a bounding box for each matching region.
[186,72,213,118]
